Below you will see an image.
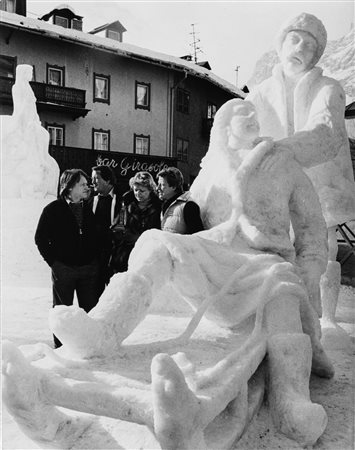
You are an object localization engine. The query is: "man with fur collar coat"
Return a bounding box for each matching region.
[247,12,355,326]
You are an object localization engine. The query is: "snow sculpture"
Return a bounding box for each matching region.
[247,13,355,328]
[1,64,59,198]
[2,99,334,449]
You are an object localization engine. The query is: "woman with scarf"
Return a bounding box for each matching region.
[109,171,161,274]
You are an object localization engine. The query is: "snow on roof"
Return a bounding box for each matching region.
[0,11,244,98]
[55,4,76,14]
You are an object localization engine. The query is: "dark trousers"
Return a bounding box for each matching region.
[51,260,100,348]
[97,247,113,298]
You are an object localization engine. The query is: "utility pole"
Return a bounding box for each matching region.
[235,65,240,88]
[190,23,202,63]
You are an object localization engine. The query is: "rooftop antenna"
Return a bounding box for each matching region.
[235,65,240,88]
[190,23,203,63]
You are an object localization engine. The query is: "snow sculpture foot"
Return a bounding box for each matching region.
[268,333,328,447]
[320,261,341,325]
[152,353,205,450]
[50,272,153,358]
[2,341,92,448]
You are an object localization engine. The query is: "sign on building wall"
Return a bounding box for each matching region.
[50,146,177,192]
[95,153,174,179]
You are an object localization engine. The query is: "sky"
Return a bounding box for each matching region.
[24,1,355,89]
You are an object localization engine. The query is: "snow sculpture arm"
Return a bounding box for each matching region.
[274,82,346,168]
[288,160,328,314]
[34,205,56,267]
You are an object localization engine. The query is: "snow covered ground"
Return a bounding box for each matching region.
[1,198,354,450]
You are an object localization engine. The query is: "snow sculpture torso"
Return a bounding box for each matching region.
[190,101,326,268]
[247,64,355,227]
[1,64,59,198]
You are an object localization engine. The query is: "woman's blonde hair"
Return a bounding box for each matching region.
[129,171,157,192]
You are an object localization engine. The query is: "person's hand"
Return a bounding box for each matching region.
[259,142,293,172]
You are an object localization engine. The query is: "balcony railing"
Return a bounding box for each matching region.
[0,77,89,117]
[30,81,86,109]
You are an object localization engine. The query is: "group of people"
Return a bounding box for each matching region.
[35,165,203,347]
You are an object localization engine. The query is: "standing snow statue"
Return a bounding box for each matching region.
[1,64,59,198]
[247,12,355,328]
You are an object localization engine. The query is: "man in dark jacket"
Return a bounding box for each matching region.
[35,168,100,347]
[157,167,203,234]
[90,165,121,295]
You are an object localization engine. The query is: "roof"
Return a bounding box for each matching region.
[40,5,83,21]
[0,11,244,99]
[89,20,127,35]
[197,61,212,70]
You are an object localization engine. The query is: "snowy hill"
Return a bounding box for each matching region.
[247,26,355,101]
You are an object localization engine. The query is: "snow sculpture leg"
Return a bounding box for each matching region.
[321,226,341,326]
[299,294,335,378]
[50,272,154,358]
[321,261,341,324]
[263,293,328,445]
[50,240,173,358]
[2,341,92,448]
[267,334,327,447]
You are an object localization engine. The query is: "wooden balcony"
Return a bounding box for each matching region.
[0,77,90,119]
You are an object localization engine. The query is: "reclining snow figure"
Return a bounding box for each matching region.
[3,100,334,449]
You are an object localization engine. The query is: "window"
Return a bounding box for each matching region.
[46,124,65,146]
[54,16,69,28]
[94,73,110,104]
[0,55,16,78]
[176,88,190,114]
[134,134,150,155]
[207,102,217,119]
[71,18,83,31]
[47,64,64,86]
[0,0,15,13]
[93,129,110,151]
[176,138,189,161]
[107,30,120,41]
[135,81,150,110]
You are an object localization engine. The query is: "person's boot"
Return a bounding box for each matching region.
[267,333,328,446]
[49,272,153,358]
[320,261,341,325]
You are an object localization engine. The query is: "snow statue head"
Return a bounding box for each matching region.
[190,99,265,229]
[199,99,260,172]
[1,64,59,199]
[276,13,327,74]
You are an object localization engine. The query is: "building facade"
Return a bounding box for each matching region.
[0,3,243,191]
